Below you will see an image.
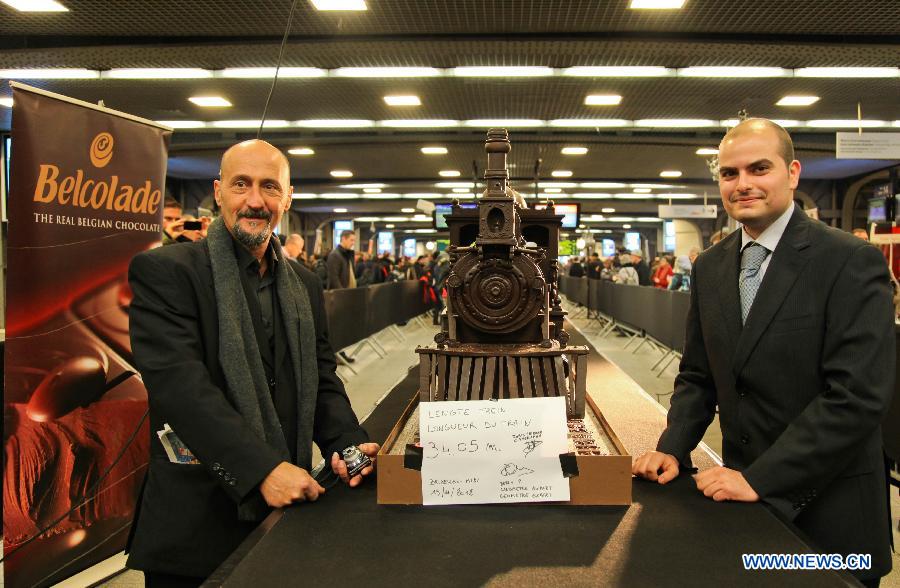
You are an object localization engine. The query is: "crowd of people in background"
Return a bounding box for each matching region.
[565,246,700,292]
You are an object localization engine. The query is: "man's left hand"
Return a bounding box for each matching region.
[331,443,379,488]
[694,466,759,502]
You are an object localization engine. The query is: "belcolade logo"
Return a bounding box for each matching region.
[89,132,114,168]
[33,134,161,214]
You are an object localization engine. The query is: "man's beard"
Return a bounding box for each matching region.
[231,210,272,249]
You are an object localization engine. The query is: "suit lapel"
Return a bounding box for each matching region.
[731,207,812,377]
[714,232,743,353]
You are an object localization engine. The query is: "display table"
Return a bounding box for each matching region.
[204,327,859,588]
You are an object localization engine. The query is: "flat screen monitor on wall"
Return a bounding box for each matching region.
[624,232,641,252]
[376,232,394,256]
[867,198,886,223]
[402,238,416,258]
[434,202,477,229]
[534,203,579,228]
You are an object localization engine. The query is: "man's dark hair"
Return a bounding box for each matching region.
[164,197,183,210]
[340,230,355,240]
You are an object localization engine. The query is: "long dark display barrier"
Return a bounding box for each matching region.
[324,281,431,352]
[562,277,690,352]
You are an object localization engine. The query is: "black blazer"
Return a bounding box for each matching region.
[658,206,895,580]
[125,239,367,578]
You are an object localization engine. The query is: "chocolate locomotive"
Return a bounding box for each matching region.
[419,129,588,418]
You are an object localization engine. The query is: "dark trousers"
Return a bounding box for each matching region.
[144,571,206,588]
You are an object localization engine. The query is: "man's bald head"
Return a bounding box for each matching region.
[219,140,291,187]
[720,118,794,168]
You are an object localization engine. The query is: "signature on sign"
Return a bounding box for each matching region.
[500,463,534,477]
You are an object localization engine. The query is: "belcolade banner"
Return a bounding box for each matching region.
[3,82,172,588]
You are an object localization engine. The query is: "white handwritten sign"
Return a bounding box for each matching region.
[419,397,570,505]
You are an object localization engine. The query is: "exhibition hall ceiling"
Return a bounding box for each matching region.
[1,0,898,222]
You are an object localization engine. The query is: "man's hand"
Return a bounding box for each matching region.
[632,450,680,484]
[694,466,759,502]
[164,218,185,240]
[331,443,380,488]
[259,461,325,507]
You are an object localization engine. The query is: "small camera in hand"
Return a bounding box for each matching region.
[342,446,372,478]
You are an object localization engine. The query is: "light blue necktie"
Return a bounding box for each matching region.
[739,242,770,324]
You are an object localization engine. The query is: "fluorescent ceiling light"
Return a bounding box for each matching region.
[805,120,887,128]
[106,68,212,79]
[415,229,436,234]
[563,66,672,77]
[452,66,553,77]
[543,188,562,193]
[585,94,622,106]
[0,68,97,79]
[721,119,801,128]
[385,224,395,228]
[421,146,448,154]
[401,208,415,213]
[660,170,683,178]
[288,147,315,156]
[311,0,366,9]
[537,182,577,189]
[435,182,475,189]
[581,182,626,189]
[452,188,471,193]
[610,217,636,222]
[341,183,386,189]
[335,67,440,77]
[894,121,900,128]
[552,170,573,178]
[296,119,374,128]
[320,193,358,199]
[189,96,232,107]
[380,119,458,128]
[776,95,820,106]
[658,193,698,199]
[355,217,381,222]
[638,217,664,222]
[573,193,613,199]
[334,208,348,213]
[795,67,900,78]
[221,67,325,78]
[384,95,421,106]
[291,193,318,199]
[330,170,354,178]
[601,208,616,213]
[0,97,13,107]
[561,147,588,155]
[383,216,410,222]
[630,183,674,189]
[1,0,68,10]
[613,193,652,199]
[464,119,545,127]
[362,193,401,199]
[403,193,443,199]
[549,119,630,128]
[452,193,477,199]
[636,119,718,128]
[633,188,652,193]
[629,0,686,8]
[211,119,289,128]
[679,67,788,78]
[439,170,461,177]
[156,120,207,129]
[363,188,382,193]
[696,148,719,155]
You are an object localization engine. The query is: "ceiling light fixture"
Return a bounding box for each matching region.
[552,170,574,178]
[679,67,788,78]
[291,193,318,199]
[421,146,448,155]
[363,188,382,193]
[330,170,354,178]
[334,207,348,213]
[341,183,386,189]
[403,193,444,199]
[464,119,545,128]
[296,119,375,128]
[805,120,888,128]
[795,67,900,78]
[320,193,358,199]
[452,66,554,77]
[385,224,395,228]
[636,119,718,128]
[379,119,459,128]
[106,68,212,79]
[189,96,232,107]
[439,170,461,177]
[776,95,820,106]
[0,68,98,79]
[452,188,470,193]
[1,0,68,10]
[401,208,416,213]
[549,119,630,128]
[563,66,673,77]
[629,0,686,8]
[362,193,401,199]
[633,188,652,193]
[211,119,289,128]
[561,147,588,155]
[311,0,367,10]
[581,182,626,189]
[221,67,326,78]
[601,208,616,213]
[543,188,563,193]
[384,95,422,106]
[660,170,683,178]
[695,148,719,155]
[434,182,475,189]
[335,67,440,78]
[537,182,577,188]
[584,94,623,106]
[288,147,315,156]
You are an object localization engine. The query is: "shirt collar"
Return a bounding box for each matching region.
[232,234,279,275]
[741,203,795,252]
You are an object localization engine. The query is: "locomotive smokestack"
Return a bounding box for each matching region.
[484,128,510,199]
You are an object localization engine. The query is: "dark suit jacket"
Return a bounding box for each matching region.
[657,206,895,580]
[125,239,367,578]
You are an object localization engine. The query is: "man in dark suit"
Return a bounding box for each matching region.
[126,140,378,587]
[632,119,894,585]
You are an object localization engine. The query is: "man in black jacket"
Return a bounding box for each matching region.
[326,230,356,289]
[632,119,894,585]
[126,140,377,586]
[631,249,651,286]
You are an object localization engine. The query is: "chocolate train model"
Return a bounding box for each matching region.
[377,130,631,505]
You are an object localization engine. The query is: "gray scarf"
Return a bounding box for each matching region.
[206,218,319,521]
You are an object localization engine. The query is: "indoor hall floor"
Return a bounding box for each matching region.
[90,308,898,587]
